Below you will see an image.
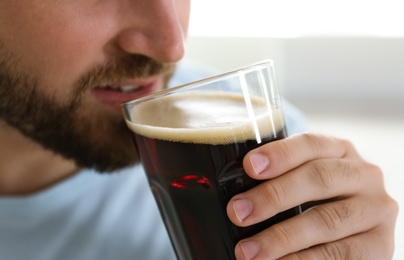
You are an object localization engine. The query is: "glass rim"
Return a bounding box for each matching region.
[120,59,274,108]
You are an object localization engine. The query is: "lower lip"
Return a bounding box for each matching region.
[90,79,160,108]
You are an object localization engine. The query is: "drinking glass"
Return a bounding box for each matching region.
[122,60,301,260]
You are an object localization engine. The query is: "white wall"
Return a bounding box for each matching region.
[185,36,404,110]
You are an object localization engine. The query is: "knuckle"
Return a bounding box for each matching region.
[365,163,399,217]
[311,202,357,233]
[312,206,339,232]
[261,180,287,208]
[320,243,345,259]
[309,159,361,193]
[339,137,355,152]
[389,198,399,218]
[269,222,296,249]
[320,240,370,260]
[368,164,389,191]
[309,161,336,192]
[383,194,399,222]
[274,140,295,165]
[338,159,362,186]
[366,162,383,178]
[300,133,326,156]
[281,254,304,260]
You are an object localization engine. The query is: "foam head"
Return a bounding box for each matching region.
[126,92,285,144]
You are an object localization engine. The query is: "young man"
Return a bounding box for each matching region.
[0,1,398,259]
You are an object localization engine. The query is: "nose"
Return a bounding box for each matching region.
[116,0,188,63]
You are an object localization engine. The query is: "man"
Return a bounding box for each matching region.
[0,1,398,260]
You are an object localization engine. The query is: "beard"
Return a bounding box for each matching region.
[0,43,175,172]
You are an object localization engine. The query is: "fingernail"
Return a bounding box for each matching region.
[233,199,252,222]
[250,153,269,175]
[240,241,260,260]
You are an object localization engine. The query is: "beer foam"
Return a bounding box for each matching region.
[126,92,285,144]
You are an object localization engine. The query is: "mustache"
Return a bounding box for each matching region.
[69,54,175,105]
[74,54,175,90]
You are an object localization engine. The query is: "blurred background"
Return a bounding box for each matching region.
[185,0,404,258]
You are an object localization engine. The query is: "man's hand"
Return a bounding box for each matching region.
[227,133,398,259]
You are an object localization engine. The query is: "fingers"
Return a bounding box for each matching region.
[280,225,397,260]
[233,195,398,260]
[227,158,380,226]
[228,132,398,259]
[243,133,359,180]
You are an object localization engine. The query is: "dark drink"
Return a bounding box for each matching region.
[126,92,300,260]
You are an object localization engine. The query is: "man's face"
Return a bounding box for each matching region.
[0,0,190,171]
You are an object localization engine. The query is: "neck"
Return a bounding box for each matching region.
[0,121,79,196]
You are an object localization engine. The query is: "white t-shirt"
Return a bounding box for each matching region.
[0,60,307,260]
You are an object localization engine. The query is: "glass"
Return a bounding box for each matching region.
[121,60,301,260]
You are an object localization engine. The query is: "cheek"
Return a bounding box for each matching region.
[1,3,115,98]
[29,25,105,94]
